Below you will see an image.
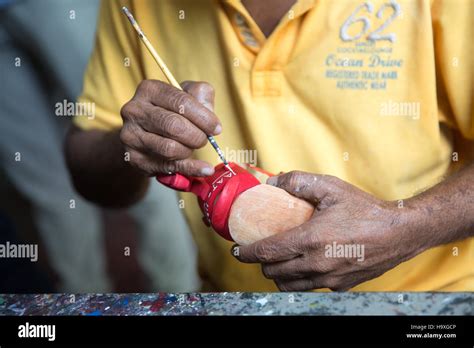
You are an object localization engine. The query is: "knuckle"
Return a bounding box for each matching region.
[184,81,214,95]
[194,81,215,97]
[254,243,274,262]
[120,100,140,121]
[277,282,291,292]
[191,131,208,148]
[138,80,168,101]
[305,283,316,291]
[283,170,305,188]
[137,79,153,94]
[158,139,179,159]
[160,113,187,136]
[261,265,274,279]
[320,174,347,199]
[307,278,321,290]
[307,230,322,250]
[141,163,158,176]
[119,127,134,146]
[135,163,152,176]
[324,278,342,291]
[321,174,342,189]
[172,92,192,114]
[287,225,307,251]
[175,159,200,175]
[173,160,186,174]
[129,152,167,176]
[174,159,188,172]
[128,153,151,175]
[311,261,331,274]
[308,262,320,274]
[162,161,177,174]
[292,262,307,277]
[180,80,192,90]
[120,103,130,120]
[311,246,333,271]
[128,158,142,172]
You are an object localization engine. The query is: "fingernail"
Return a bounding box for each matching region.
[213,124,222,135]
[201,167,214,176]
[267,176,278,186]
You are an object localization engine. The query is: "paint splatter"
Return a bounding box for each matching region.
[142,295,167,312]
[0,293,470,316]
[188,295,199,302]
[149,298,165,312]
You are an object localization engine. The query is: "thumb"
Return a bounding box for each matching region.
[181,81,215,112]
[266,171,347,208]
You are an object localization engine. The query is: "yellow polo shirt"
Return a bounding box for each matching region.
[75,0,474,291]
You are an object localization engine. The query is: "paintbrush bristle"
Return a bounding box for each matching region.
[122,7,134,23]
[122,6,144,38]
[225,164,236,175]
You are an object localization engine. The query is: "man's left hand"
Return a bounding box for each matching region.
[232,171,425,291]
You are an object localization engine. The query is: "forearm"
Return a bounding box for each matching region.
[402,162,474,255]
[65,125,150,208]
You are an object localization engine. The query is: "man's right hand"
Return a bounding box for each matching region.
[120,80,221,177]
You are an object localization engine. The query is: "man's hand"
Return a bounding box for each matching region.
[232,171,425,291]
[120,80,221,177]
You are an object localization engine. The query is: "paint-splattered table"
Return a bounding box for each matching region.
[0,293,472,316]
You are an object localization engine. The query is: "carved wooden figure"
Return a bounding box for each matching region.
[157,163,314,245]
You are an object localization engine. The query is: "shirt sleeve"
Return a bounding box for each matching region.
[432,0,474,140]
[74,0,144,131]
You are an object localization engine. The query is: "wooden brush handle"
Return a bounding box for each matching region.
[228,184,315,245]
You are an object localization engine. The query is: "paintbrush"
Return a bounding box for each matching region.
[121,6,235,175]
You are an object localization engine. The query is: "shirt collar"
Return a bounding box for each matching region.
[221,0,316,51]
